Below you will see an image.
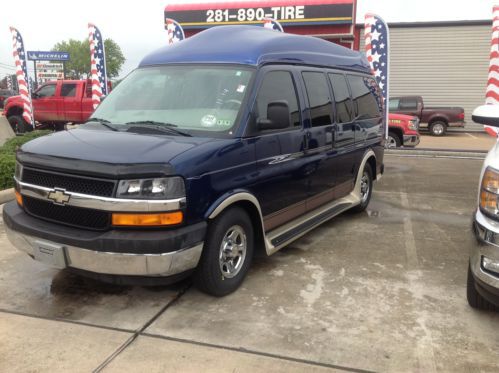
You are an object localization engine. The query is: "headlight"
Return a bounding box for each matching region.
[480,167,499,216]
[116,177,185,199]
[14,162,23,180]
[408,118,419,130]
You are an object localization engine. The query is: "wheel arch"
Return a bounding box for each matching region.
[206,191,267,257]
[428,116,448,126]
[6,105,23,118]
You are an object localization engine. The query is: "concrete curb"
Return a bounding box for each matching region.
[0,188,15,204]
[386,148,487,159]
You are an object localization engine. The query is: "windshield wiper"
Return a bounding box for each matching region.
[85,117,118,131]
[125,121,192,137]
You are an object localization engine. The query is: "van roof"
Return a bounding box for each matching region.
[139,25,371,73]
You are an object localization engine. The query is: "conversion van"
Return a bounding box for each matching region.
[4,26,385,296]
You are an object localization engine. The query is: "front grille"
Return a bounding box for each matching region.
[23,196,110,230]
[22,168,115,197]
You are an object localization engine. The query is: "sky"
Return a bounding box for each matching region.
[0,0,497,80]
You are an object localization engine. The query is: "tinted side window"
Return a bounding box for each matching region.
[389,99,400,110]
[302,72,333,127]
[347,75,381,119]
[328,73,354,123]
[399,98,417,110]
[256,71,300,128]
[36,84,56,98]
[61,84,77,97]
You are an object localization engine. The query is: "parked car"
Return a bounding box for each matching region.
[3,26,385,296]
[389,96,465,136]
[387,113,420,148]
[467,104,499,310]
[0,89,16,109]
[3,80,94,133]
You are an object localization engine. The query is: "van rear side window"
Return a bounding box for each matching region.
[328,73,354,123]
[347,75,381,119]
[302,72,333,127]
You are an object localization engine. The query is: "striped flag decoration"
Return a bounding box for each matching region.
[364,13,390,140]
[88,23,108,109]
[9,27,34,128]
[263,18,283,32]
[485,5,499,137]
[165,19,185,45]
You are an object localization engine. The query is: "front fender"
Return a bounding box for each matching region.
[205,189,263,220]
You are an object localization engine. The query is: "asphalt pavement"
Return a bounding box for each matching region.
[0,155,498,372]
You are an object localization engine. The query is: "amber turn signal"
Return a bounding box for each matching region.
[111,211,183,226]
[15,190,23,207]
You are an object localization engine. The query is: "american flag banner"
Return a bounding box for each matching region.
[263,18,283,32]
[9,27,34,127]
[88,23,108,109]
[166,19,185,45]
[485,5,499,137]
[365,13,389,139]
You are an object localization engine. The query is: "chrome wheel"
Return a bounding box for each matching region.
[431,123,445,136]
[386,135,397,148]
[360,172,370,204]
[219,225,247,279]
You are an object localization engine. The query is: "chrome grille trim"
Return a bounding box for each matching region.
[16,178,186,212]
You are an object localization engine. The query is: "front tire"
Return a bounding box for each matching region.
[194,207,254,296]
[387,131,401,148]
[352,165,373,213]
[7,115,32,134]
[429,121,447,136]
[467,264,497,311]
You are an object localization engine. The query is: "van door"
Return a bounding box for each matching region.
[250,68,309,231]
[300,71,337,210]
[328,73,357,198]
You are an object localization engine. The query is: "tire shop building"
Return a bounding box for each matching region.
[165,1,490,128]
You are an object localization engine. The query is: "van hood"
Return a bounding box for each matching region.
[17,127,214,178]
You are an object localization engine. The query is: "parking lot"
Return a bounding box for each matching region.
[1,154,498,372]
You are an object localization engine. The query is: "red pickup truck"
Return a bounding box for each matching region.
[3,80,94,133]
[387,113,420,148]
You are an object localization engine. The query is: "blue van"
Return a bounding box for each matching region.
[4,26,385,296]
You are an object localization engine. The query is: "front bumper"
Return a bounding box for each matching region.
[403,134,420,147]
[3,201,206,277]
[470,209,499,306]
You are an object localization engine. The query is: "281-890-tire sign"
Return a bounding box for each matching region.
[165,0,355,29]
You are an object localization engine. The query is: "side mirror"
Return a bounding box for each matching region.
[32,93,39,99]
[257,100,291,130]
[472,105,499,127]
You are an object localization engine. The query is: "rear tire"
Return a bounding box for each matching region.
[387,131,401,148]
[351,165,373,213]
[429,121,447,136]
[194,207,254,296]
[8,115,32,134]
[467,264,497,311]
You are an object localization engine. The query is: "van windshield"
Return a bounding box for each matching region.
[90,65,254,137]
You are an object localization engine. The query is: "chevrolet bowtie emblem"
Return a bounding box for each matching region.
[47,188,71,206]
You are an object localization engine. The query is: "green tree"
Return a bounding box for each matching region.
[52,38,125,79]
